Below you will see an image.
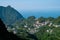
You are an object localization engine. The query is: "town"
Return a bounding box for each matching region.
[6,16,60,40]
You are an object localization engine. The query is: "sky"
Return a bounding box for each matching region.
[0,0,60,18]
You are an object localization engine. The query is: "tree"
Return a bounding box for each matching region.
[27,16,36,20]
[46,17,54,21]
[38,17,45,23]
[26,16,36,28]
[53,16,60,24]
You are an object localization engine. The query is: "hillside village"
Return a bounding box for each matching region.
[7,16,60,34]
[24,20,60,34]
[0,6,60,40]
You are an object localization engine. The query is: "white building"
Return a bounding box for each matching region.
[53,24,60,27]
[46,29,53,34]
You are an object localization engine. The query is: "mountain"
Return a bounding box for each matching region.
[0,6,24,25]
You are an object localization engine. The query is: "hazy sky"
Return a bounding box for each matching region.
[0,0,60,11]
[0,0,60,18]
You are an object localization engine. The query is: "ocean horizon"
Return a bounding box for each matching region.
[20,10,60,18]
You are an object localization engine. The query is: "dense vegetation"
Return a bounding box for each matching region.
[7,16,60,40]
